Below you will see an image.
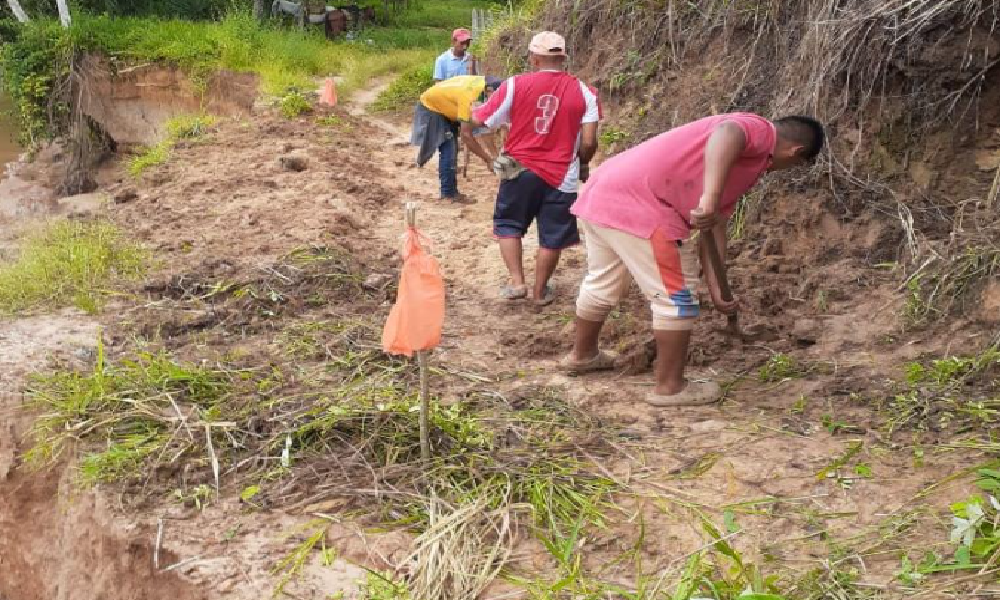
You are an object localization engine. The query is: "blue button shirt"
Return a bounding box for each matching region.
[433,50,471,80]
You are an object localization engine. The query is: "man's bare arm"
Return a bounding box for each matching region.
[693,122,746,229]
[460,121,494,167]
[698,218,738,314]
[578,122,598,164]
[577,122,598,182]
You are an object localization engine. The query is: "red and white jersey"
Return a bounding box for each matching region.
[474,71,600,193]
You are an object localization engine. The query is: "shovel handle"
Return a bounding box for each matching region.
[700,231,740,331]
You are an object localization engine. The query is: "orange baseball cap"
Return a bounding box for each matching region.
[528,31,567,56]
[452,28,472,43]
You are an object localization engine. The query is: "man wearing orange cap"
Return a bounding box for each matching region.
[467,31,600,306]
[434,28,475,81]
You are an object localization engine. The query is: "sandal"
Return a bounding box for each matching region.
[500,284,528,300]
[559,350,617,375]
[646,380,722,407]
[533,284,555,306]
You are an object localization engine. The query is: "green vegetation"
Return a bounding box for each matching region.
[360,570,410,600]
[1,0,496,143]
[607,49,657,93]
[897,467,1000,585]
[905,245,1000,325]
[882,345,1000,434]
[0,220,146,314]
[513,512,790,600]
[370,64,433,112]
[279,89,311,118]
[316,114,346,128]
[0,19,72,145]
[903,347,1000,388]
[128,113,216,176]
[757,353,805,383]
[598,126,628,147]
[2,0,230,20]
[25,341,242,488]
[729,190,763,241]
[272,520,330,598]
[127,141,170,176]
[473,0,544,76]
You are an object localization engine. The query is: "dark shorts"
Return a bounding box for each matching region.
[493,170,579,250]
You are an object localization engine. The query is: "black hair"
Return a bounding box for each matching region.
[774,116,826,160]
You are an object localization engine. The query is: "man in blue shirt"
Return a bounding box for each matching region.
[434,29,474,81]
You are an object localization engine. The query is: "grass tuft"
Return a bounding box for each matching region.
[129,113,216,177]
[127,141,170,176]
[758,353,805,383]
[278,89,312,118]
[0,220,146,314]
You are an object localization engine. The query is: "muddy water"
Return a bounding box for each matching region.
[0,90,62,220]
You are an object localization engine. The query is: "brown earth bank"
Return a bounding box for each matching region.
[1,22,1000,598]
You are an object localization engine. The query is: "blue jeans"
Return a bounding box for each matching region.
[438,124,459,198]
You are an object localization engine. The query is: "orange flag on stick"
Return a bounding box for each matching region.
[382,214,445,356]
[319,78,338,107]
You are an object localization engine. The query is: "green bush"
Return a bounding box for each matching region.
[370,64,433,112]
[279,89,311,118]
[1,0,230,20]
[0,20,71,145]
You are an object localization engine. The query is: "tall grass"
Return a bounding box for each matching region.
[2,0,496,138]
[65,3,486,96]
[0,220,147,314]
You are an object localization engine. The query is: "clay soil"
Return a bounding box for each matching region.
[1,85,997,600]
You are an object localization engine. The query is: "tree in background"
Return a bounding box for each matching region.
[55,0,68,25]
[1,0,234,20]
[5,0,30,22]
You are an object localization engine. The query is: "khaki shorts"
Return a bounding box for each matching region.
[575,219,700,331]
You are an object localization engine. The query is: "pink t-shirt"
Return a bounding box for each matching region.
[473,71,600,193]
[572,113,776,240]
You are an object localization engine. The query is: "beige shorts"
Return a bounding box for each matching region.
[575,219,701,331]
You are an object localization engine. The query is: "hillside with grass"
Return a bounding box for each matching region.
[0,1,999,600]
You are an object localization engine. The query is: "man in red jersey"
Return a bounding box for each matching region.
[465,31,600,306]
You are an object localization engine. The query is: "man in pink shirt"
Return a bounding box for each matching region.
[561,114,825,406]
[466,31,599,306]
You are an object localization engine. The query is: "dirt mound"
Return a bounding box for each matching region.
[79,55,259,147]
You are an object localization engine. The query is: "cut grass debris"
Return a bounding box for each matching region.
[904,224,1000,325]
[271,520,330,599]
[896,472,1000,586]
[758,353,806,383]
[514,510,791,600]
[264,347,616,534]
[0,219,146,314]
[903,347,1000,389]
[25,338,242,485]
[361,570,410,600]
[880,345,1000,434]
